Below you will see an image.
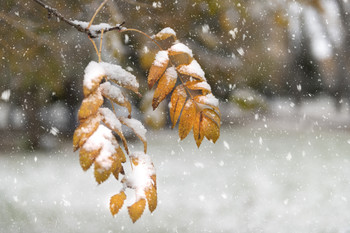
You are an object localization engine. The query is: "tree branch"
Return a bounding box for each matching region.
[32,0,125,38]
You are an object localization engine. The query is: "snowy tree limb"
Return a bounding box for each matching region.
[32,0,125,38]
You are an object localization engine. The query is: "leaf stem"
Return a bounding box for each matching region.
[120,28,163,50]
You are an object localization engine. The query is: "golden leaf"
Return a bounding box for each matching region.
[201,109,220,143]
[78,90,103,120]
[73,114,101,151]
[145,185,157,213]
[178,99,196,140]
[128,199,146,223]
[193,111,204,147]
[83,74,105,97]
[147,51,169,89]
[194,94,221,117]
[110,191,126,216]
[169,85,187,128]
[94,156,117,184]
[152,66,177,110]
[151,174,157,190]
[79,147,100,171]
[119,117,147,153]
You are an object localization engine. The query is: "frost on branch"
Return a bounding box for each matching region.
[148,28,221,147]
[74,59,156,222]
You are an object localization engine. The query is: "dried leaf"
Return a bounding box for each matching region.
[110,191,126,216]
[73,114,101,151]
[152,66,177,110]
[128,199,146,223]
[201,113,220,143]
[148,51,169,89]
[145,184,157,213]
[168,43,193,57]
[177,60,206,81]
[194,94,221,116]
[178,99,196,140]
[100,82,132,117]
[193,111,204,147]
[78,89,103,120]
[79,147,100,171]
[154,27,177,41]
[169,85,187,128]
[99,108,129,154]
[119,117,147,153]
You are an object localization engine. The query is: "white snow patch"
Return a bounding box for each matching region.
[165,66,178,80]
[83,61,105,90]
[70,20,112,37]
[124,152,155,199]
[157,27,176,37]
[153,50,169,67]
[1,89,11,102]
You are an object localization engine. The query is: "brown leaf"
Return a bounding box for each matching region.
[152,66,177,110]
[110,191,126,216]
[151,174,157,190]
[194,94,221,116]
[169,85,187,128]
[178,99,196,140]
[145,185,157,213]
[119,117,147,153]
[201,109,220,143]
[193,111,204,147]
[128,199,146,223]
[79,147,100,171]
[94,155,116,184]
[185,80,211,95]
[148,51,169,89]
[83,74,105,97]
[73,114,101,151]
[78,90,104,120]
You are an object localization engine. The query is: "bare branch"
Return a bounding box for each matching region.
[32,0,125,38]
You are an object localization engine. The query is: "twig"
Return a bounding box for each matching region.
[87,0,110,29]
[32,0,124,38]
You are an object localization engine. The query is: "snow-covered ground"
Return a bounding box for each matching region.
[1,120,350,233]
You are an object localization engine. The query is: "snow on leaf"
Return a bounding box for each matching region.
[178,99,196,140]
[177,59,206,81]
[100,82,132,117]
[152,66,178,110]
[119,117,147,153]
[169,85,187,128]
[154,27,177,40]
[128,199,146,223]
[82,125,118,184]
[73,114,101,151]
[83,61,105,97]
[148,50,169,89]
[99,107,129,154]
[195,93,219,108]
[168,42,193,57]
[110,191,126,216]
[185,80,211,94]
[78,89,103,120]
[100,62,139,94]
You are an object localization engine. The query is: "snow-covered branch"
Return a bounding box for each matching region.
[32,0,125,38]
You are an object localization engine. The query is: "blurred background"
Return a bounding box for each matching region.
[1,0,350,232]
